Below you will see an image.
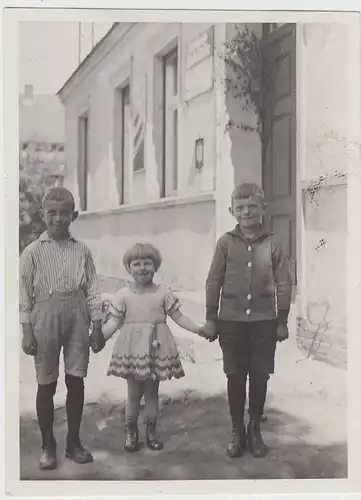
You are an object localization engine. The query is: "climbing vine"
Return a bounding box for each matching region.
[223,24,347,254]
[223,25,279,162]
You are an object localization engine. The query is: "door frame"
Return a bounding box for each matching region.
[295,24,307,298]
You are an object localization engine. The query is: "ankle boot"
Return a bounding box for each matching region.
[65,439,93,464]
[39,431,57,470]
[227,423,246,458]
[145,419,163,451]
[124,420,139,452]
[247,419,268,458]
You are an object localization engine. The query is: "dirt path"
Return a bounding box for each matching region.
[19,287,347,481]
[20,392,346,481]
[19,336,347,481]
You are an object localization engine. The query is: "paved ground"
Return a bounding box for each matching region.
[19,289,347,481]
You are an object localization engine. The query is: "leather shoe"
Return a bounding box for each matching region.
[65,442,94,464]
[39,447,57,470]
[226,425,246,458]
[247,420,268,458]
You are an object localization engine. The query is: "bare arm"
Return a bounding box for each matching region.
[102,316,124,341]
[170,310,201,334]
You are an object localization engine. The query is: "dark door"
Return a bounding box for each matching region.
[262,23,297,285]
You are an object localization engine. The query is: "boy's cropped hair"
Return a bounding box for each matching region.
[231,183,265,204]
[42,187,75,210]
[123,243,163,273]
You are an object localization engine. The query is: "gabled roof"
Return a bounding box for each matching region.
[57,22,136,102]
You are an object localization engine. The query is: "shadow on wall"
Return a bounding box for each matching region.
[20,394,347,481]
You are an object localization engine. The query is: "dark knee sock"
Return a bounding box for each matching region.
[227,373,247,427]
[36,381,57,447]
[248,370,269,422]
[65,374,84,446]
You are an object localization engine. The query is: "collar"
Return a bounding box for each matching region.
[227,224,271,244]
[39,231,77,243]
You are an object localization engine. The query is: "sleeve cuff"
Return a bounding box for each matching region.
[20,312,31,323]
[277,309,289,324]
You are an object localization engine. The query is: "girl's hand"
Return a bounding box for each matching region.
[102,299,111,324]
[200,320,218,342]
[102,316,123,341]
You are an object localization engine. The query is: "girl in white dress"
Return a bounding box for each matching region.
[102,242,204,452]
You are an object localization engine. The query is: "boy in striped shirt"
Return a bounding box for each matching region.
[20,187,105,470]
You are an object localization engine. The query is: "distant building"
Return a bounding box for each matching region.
[19,84,66,186]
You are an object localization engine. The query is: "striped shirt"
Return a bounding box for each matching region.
[19,231,102,323]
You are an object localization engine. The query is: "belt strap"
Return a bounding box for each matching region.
[34,289,85,303]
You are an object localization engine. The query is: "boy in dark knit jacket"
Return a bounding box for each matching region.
[203,183,292,458]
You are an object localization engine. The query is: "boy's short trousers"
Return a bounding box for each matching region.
[31,290,91,385]
[218,320,277,377]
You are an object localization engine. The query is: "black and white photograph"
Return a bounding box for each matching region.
[3,4,361,497]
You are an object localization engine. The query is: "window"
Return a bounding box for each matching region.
[114,84,131,204]
[78,113,89,211]
[161,47,179,198]
[263,23,287,35]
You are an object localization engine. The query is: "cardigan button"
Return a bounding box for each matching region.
[246,309,251,315]
[247,294,252,300]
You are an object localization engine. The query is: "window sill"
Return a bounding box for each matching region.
[78,192,215,219]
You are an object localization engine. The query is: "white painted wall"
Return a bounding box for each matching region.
[62,23,217,212]
[61,22,219,290]
[297,23,351,352]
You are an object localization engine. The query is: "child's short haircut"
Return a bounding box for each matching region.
[123,243,163,273]
[231,183,265,204]
[42,187,75,210]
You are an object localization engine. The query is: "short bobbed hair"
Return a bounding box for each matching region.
[42,187,76,211]
[123,242,163,273]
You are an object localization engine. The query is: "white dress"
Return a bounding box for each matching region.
[106,284,185,381]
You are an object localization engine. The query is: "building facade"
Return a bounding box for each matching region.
[58,22,356,367]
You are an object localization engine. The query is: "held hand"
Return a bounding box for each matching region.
[277,323,289,343]
[90,324,106,353]
[200,320,219,342]
[22,325,37,356]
